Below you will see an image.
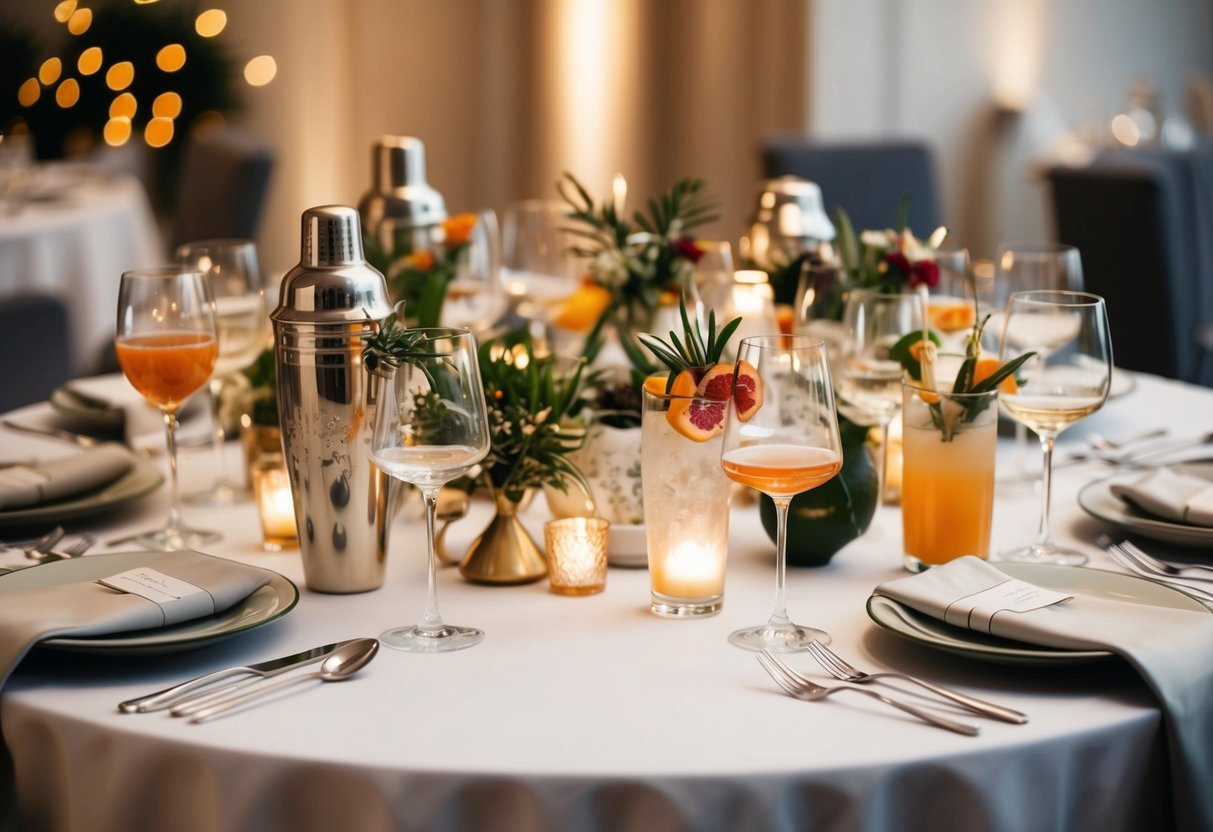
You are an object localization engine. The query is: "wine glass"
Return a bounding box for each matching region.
[839,291,925,504]
[720,335,843,651]
[176,239,267,504]
[992,243,1084,488]
[441,209,508,335]
[998,290,1112,565]
[500,200,580,323]
[115,268,219,549]
[370,329,491,652]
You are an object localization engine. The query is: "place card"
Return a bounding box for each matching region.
[98,568,214,623]
[943,578,1073,634]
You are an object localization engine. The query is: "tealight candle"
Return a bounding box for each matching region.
[651,540,727,600]
[253,458,298,551]
[544,517,609,595]
[728,270,780,347]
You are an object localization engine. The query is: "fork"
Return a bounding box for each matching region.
[756,652,979,736]
[21,526,65,559]
[40,536,95,561]
[1117,540,1213,581]
[1105,544,1213,605]
[804,641,1028,724]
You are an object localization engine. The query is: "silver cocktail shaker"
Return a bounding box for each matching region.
[271,205,395,593]
[357,135,447,261]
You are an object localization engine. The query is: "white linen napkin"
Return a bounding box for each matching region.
[874,556,1213,832]
[1110,467,1213,527]
[0,445,133,510]
[0,551,275,689]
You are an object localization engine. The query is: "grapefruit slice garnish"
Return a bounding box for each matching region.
[642,372,672,398]
[696,363,734,401]
[732,359,763,422]
[666,366,727,441]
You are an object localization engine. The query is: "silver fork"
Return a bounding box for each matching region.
[804,641,1028,724]
[1105,544,1213,605]
[1118,540,1213,581]
[40,536,95,561]
[22,526,66,560]
[756,652,979,736]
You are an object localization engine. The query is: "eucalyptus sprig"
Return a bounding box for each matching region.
[635,296,741,392]
[360,302,433,373]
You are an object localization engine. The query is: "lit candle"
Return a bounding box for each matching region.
[728,270,779,348]
[652,540,726,599]
[545,517,609,595]
[254,463,298,551]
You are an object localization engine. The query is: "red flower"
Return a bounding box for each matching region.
[883,251,911,277]
[910,259,939,288]
[671,237,705,264]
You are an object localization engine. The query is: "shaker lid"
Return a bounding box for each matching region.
[271,205,394,324]
[751,176,836,242]
[357,135,447,229]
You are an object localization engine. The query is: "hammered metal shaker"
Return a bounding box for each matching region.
[357,136,447,263]
[271,205,395,593]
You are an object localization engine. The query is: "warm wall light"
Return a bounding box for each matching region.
[17,78,40,107]
[55,78,80,108]
[77,46,102,75]
[243,55,277,87]
[195,9,226,38]
[53,0,76,23]
[152,91,182,119]
[145,117,174,148]
[67,7,92,35]
[103,117,131,146]
[106,61,134,91]
[39,58,62,86]
[156,44,186,72]
[110,92,137,119]
[988,2,1043,113]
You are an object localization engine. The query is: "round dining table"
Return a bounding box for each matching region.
[0,371,1208,832]
[0,164,162,374]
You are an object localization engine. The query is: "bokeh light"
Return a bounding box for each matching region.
[195,9,226,37]
[156,44,187,73]
[53,0,77,23]
[18,79,41,107]
[77,46,103,75]
[145,117,174,148]
[55,78,80,108]
[106,61,134,91]
[152,91,182,119]
[104,117,132,147]
[67,7,92,35]
[192,110,225,134]
[109,92,137,119]
[244,55,277,87]
[39,58,63,86]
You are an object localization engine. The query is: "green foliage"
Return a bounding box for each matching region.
[241,348,279,427]
[635,296,741,391]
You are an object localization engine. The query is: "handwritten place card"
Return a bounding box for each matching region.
[97,568,215,624]
[943,578,1073,634]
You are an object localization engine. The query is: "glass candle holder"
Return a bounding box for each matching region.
[252,451,298,551]
[544,517,609,595]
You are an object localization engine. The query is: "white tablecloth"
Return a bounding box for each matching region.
[0,164,162,373]
[1,373,1208,831]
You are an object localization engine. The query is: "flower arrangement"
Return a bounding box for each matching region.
[558,172,717,331]
[364,212,480,328]
[834,206,948,294]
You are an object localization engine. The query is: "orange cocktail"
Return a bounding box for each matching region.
[115,331,217,412]
[900,383,999,571]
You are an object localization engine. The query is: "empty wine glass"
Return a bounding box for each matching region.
[441,209,508,335]
[177,239,267,505]
[370,329,491,652]
[500,200,580,322]
[840,290,925,504]
[720,335,843,651]
[115,268,219,549]
[998,290,1112,565]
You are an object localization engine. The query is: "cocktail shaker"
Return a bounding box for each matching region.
[271,205,395,593]
[742,175,837,272]
[357,136,447,261]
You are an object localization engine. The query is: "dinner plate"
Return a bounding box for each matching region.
[1077,462,1213,549]
[608,523,647,568]
[866,562,1209,665]
[48,384,127,433]
[0,451,163,529]
[0,551,298,655]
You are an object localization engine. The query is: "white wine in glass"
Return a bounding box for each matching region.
[371,329,490,653]
[998,290,1112,565]
[720,335,843,651]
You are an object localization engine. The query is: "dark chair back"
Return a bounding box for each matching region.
[0,292,72,411]
[171,128,275,250]
[761,137,942,234]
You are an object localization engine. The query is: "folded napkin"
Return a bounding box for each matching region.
[1111,467,1213,527]
[875,557,1213,831]
[0,445,133,510]
[0,551,275,689]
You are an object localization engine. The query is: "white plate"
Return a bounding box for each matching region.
[1077,463,1213,549]
[866,562,1209,665]
[608,523,647,568]
[0,551,298,655]
[0,450,163,529]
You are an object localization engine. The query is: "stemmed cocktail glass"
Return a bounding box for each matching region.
[115,268,220,549]
[370,329,490,652]
[998,290,1112,565]
[720,335,843,651]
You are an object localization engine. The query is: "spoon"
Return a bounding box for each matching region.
[183,638,380,723]
[1086,427,1167,451]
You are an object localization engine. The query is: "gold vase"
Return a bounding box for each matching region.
[458,493,547,585]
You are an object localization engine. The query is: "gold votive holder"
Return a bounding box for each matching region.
[252,452,298,551]
[544,517,609,596]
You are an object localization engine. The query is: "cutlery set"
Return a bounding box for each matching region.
[1101,537,1213,607]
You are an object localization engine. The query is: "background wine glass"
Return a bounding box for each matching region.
[370,329,491,653]
[500,199,580,326]
[176,239,267,504]
[441,209,508,335]
[991,243,1084,489]
[720,335,843,651]
[839,291,924,505]
[115,267,219,549]
[998,290,1112,565]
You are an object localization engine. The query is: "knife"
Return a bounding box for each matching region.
[117,639,359,713]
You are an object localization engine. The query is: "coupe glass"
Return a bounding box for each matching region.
[371,329,491,652]
[115,268,219,549]
[720,335,843,651]
[998,290,1112,565]
[441,209,508,334]
[840,290,924,504]
[176,239,267,504]
[500,199,580,323]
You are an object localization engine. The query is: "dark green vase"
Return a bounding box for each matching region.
[759,415,878,566]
